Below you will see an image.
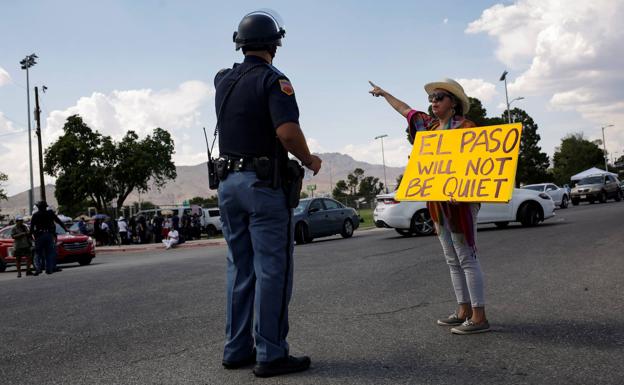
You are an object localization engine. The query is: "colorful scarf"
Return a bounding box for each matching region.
[406,110,479,249]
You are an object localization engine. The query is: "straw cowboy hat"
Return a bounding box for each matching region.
[424,78,471,115]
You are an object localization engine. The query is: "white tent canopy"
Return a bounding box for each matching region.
[570,167,617,181]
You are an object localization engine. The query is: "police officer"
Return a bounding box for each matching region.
[30,201,67,275]
[215,10,321,378]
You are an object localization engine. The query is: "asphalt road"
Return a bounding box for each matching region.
[1,201,623,385]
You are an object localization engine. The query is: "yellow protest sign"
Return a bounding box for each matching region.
[396,123,523,203]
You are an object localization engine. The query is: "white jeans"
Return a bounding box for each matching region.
[162,239,178,249]
[436,204,485,307]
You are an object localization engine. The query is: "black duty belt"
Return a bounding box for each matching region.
[220,156,262,172]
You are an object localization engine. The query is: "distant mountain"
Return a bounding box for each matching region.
[0,153,406,216]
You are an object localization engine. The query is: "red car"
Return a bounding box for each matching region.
[0,224,96,272]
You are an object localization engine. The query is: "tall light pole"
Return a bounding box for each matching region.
[20,53,37,213]
[601,124,614,171]
[374,134,389,193]
[499,70,512,123]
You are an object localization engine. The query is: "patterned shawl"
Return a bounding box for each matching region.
[406,110,479,249]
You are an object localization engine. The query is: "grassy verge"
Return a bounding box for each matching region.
[358,208,375,229]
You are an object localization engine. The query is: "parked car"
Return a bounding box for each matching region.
[201,207,222,236]
[0,224,96,272]
[373,188,556,236]
[293,198,360,244]
[570,174,622,205]
[522,183,569,208]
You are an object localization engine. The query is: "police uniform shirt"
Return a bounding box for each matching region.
[214,55,299,162]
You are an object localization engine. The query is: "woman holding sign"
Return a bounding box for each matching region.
[369,78,490,334]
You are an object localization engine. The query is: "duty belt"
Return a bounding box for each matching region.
[220,156,259,172]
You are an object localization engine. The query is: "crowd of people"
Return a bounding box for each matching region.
[80,212,204,247]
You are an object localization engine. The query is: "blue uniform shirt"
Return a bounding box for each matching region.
[214,55,299,162]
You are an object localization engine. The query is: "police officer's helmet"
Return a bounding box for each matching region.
[233,10,285,51]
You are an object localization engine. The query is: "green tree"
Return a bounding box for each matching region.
[332,180,349,200]
[346,168,364,196]
[112,128,176,209]
[506,108,551,185]
[45,115,176,214]
[0,172,7,201]
[358,175,384,204]
[189,196,219,207]
[44,115,116,212]
[552,133,605,185]
[465,97,505,126]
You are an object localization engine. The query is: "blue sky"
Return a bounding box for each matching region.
[1,0,623,195]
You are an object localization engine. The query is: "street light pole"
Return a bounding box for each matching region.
[374,134,389,193]
[20,54,38,212]
[34,86,46,202]
[500,70,511,124]
[601,124,614,171]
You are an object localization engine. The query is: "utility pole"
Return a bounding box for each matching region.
[500,70,511,124]
[20,53,37,212]
[34,86,46,202]
[375,134,389,193]
[601,124,614,171]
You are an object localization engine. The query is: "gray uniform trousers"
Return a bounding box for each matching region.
[218,171,294,363]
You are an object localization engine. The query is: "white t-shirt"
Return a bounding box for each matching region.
[118,220,128,232]
[168,229,179,241]
[101,222,109,231]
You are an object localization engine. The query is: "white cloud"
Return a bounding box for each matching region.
[1,81,214,196]
[443,18,449,24]
[467,0,624,155]
[0,113,33,196]
[0,67,11,87]
[45,80,213,140]
[306,137,326,154]
[457,78,498,102]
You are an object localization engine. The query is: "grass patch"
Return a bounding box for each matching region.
[358,208,375,229]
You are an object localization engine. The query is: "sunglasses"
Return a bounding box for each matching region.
[428,91,452,103]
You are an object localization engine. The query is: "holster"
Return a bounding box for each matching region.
[282,159,305,208]
[208,158,220,189]
[216,157,229,181]
[253,156,273,180]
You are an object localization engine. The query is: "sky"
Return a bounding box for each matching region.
[1,0,623,196]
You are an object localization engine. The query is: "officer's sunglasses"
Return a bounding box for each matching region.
[428,91,452,103]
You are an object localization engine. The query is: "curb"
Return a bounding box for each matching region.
[97,240,227,254]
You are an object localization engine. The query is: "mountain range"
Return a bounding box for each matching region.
[0,153,405,216]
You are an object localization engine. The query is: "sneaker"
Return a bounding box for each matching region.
[451,319,491,335]
[253,355,311,378]
[437,313,467,326]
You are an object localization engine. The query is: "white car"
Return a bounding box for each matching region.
[201,207,222,236]
[373,188,556,236]
[522,183,569,208]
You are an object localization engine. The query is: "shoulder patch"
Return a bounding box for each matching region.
[279,79,294,96]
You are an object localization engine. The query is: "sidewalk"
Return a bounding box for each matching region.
[97,238,227,253]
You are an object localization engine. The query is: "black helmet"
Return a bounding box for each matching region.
[233,10,285,51]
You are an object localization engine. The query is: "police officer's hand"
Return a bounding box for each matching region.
[368,81,386,97]
[305,155,322,176]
